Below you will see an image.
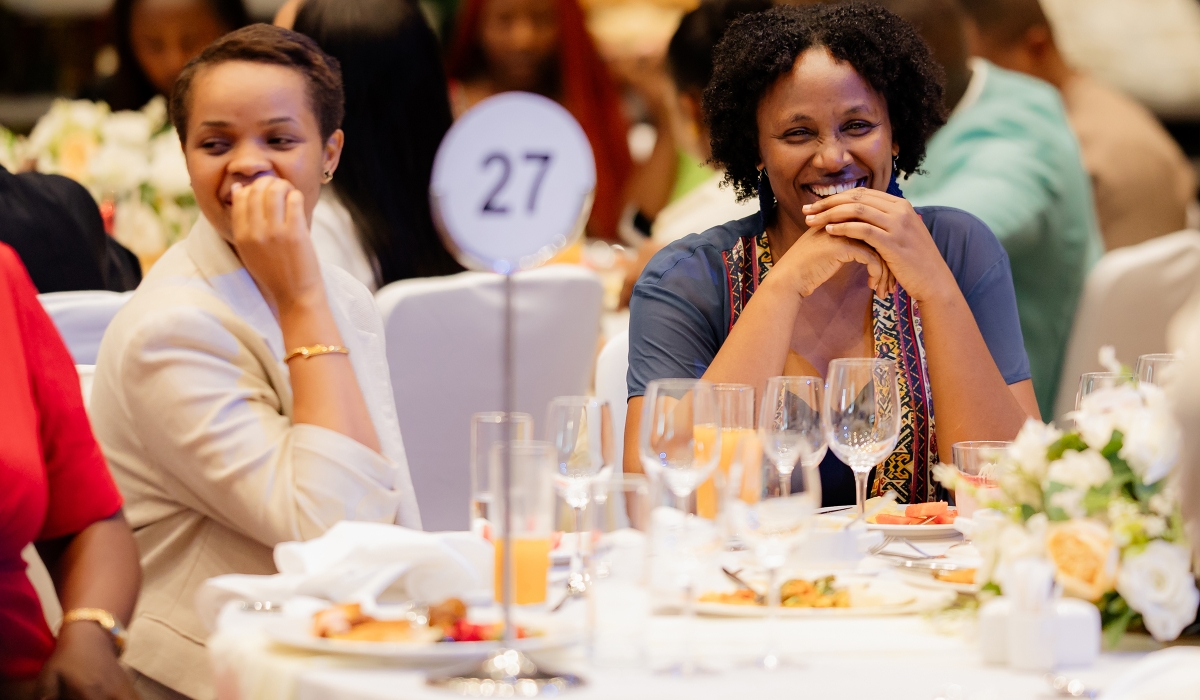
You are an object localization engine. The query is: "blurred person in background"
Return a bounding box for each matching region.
[0,243,141,700]
[0,164,141,293]
[287,0,464,291]
[87,0,250,111]
[446,0,676,241]
[960,0,1197,250]
[881,0,1103,419]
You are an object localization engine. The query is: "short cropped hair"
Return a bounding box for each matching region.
[705,2,946,201]
[170,23,344,143]
[668,0,772,94]
[958,0,1051,46]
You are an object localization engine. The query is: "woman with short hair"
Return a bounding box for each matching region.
[625,3,1040,506]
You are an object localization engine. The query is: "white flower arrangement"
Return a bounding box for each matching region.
[5,97,198,264]
[935,348,1198,645]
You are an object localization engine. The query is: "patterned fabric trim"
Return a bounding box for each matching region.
[719,225,940,503]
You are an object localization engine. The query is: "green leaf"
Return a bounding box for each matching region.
[1082,487,1111,516]
[1020,503,1037,522]
[981,581,1002,596]
[1102,607,1139,649]
[1042,482,1072,521]
[1101,430,1124,458]
[1049,434,1088,460]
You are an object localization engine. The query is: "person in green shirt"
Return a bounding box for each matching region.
[882,0,1103,417]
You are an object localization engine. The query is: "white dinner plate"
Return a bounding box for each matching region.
[894,567,979,595]
[263,617,578,661]
[816,513,961,540]
[695,578,955,618]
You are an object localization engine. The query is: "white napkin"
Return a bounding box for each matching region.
[196,523,492,631]
[1099,647,1200,700]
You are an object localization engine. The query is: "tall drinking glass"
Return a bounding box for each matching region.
[1076,372,1124,410]
[951,441,1010,518]
[638,378,722,674]
[545,396,613,597]
[759,376,823,498]
[470,412,533,530]
[490,440,555,606]
[822,359,901,516]
[696,383,755,519]
[587,474,652,668]
[727,431,817,670]
[1135,353,1177,387]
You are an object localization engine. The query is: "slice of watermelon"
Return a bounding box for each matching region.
[875,513,922,525]
[905,502,948,518]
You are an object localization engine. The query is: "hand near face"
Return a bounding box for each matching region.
[35,623,138,700]
[772,224,895,299]
[230,176,325,314]
[801,188,955,303]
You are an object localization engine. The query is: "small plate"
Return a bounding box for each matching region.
[817,513,961,540]
[695,578,954,618]
[264,617,577,661]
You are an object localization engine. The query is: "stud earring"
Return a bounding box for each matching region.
[322,170,333,184]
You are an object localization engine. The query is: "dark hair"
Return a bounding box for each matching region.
[170,24,345,144]
[958,0,1050,45]
[294,0,464,284]
[107,0,250,111]
[668,0,772,94]
[705,2,946,201]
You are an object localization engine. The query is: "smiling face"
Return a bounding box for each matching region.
[756,47,898,226]
[182,60,342,239]
[478,0,560,93]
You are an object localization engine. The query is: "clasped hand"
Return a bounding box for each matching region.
[781,187,955,303]
[230,177,325,314]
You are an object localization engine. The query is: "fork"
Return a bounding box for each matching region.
[868,536,942,560]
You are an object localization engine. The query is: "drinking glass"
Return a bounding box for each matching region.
[695,383,755,520]
[727,431,818,670]
[470,412,533,529]
[1135,353,1178,387]
[1076,372,1124,410]
[638,378,721,674]
[587,474,652,668]
[822,359,901,516]
[545,396,614,597]
[951,441,1010,518]
[759,376,823,497]
[490,440,555,606]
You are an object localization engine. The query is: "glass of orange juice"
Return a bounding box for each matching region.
[490,440,555,606]
[695,384,755,520]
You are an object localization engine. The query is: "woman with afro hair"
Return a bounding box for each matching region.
[624,3,1040,507]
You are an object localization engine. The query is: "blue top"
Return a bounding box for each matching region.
[627,207,1031,505]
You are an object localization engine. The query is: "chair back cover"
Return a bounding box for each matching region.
[77,364,95,407]
[594,329,630,472]
[1054,230,1200,422]
[38,290,133,364]
[377,266,603,531]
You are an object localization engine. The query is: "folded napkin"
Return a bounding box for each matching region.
[196,522,492,631]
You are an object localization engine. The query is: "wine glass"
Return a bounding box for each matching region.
[822,359,901,517]
[1135,353,1177,387]
[638,378,721,674]
[759,376,823,497]
[1076,371,1124,410]
[545,396,613,599]
[727,431,818,670]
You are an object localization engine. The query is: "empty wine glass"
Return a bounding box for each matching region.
[822,359,901,517]
[1135,353,1177,387]
[759,376,823,497]
[1076,371,1125,410]
[545,396,613,600]
[727,431,818,670]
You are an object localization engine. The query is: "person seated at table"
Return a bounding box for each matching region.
[0,243,141,700]
[624,3,1039,506]
[960,0,1197,251]
[445,0,675,241]
[90,25,421,700]
[85,0,250,111]
[879,0,1103,419]
[0,163,141,293]
[283,0,464,291]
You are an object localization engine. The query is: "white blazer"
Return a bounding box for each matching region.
[90,216,419,700]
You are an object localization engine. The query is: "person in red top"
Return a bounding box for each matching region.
[445,0,676,242]
[0,242,141,700]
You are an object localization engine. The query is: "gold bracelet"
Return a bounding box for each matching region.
[284,344,350,362]
[62,608,127,655]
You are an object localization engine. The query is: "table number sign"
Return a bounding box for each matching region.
[430,92,596,273]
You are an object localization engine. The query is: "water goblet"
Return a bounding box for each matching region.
[822,359,901,517]
[759,376,823,497]
[1135,353,1177,387]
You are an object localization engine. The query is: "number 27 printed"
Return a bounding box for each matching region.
[481,152,552,214]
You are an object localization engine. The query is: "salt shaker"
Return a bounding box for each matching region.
[1006,558,1056,671]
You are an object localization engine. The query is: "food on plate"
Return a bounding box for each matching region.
[699,576,850,608]
[933,568,977,585]
[865,497,957,525]
[312,598,535,643]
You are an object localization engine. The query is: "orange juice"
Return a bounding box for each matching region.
[493,537,551,605]
[695,427,756,518]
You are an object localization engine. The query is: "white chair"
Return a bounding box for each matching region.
[76,364,95,407]
[1053,230,1200,422]
[38,290,132,365]
[376,266,604,531]
[594,330,630,472]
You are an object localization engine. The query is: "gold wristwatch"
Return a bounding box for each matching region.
[61,608,127,655]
